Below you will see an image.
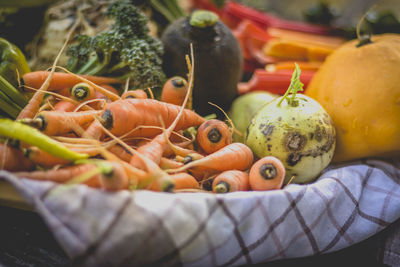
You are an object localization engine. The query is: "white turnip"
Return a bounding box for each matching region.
[245,64,336,184]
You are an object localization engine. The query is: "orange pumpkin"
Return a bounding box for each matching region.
[306,34,400,162]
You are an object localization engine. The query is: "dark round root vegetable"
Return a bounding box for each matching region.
[161,10,243,117]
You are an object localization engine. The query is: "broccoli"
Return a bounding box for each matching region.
[66,0,165,88]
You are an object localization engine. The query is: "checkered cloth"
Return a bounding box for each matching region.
[1,157,400,266]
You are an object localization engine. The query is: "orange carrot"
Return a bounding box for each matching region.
[170,172,199,190]
[98,84,119,95]
[99,161,129,191]
[161,76,188,106]
[91,98,205,138]
[70,82,96,102]
[22,110,102,136]
[162,137,195,158]
[82,119,105,140]
[107,144,132,162]
[54,87,71,97]
[24,147,71,168]
[53,100,78,112]
[15,163,101,187]
[121,89,148,99]
[129,49,197,170]
[97,119,176,192]
[21,71,123,91]
[212,170,249,193]
[56,66,121,101]
[167,143,254,175]
[249,156,285,191]
[17,20,78,120]
[0,143,34,172]
[159,157,184,170]
[196,119,232,154]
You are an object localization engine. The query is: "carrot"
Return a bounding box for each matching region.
[70,82,96,102]
[121,89,148,99]
[21,71,123,91]
[97,118,176,192]
[98,84,119,95]
[170,172,199,190]
[54,87,72,97]
[160,76,188,106]
[17,18,80,120]
[196,119,232,154]
[82,119,105,140]
[56,66,121,101]
[15,163,101,187]
[98,161,129,191]
[21,110,102,136]
[130,49,196,170]
[23,147,76,168]
[212,170,249,193]
[249,156,286,191]
[0,142,34,172]
[167,143,254,175]
[14,164,101,188]
[53,100,78,112]
[107,144,133,162]
[101,98,205,137]
[162,137,195,158]
[159,157,184,170]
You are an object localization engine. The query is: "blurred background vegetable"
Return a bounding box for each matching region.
[66,0,166,89]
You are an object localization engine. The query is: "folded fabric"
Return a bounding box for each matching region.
[1,158,399,267]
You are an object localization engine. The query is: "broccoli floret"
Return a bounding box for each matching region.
[66,0,166,88]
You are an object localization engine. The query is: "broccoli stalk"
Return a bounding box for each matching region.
[66,0,166,88]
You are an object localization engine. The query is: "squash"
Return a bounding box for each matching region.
[305,33,400,162]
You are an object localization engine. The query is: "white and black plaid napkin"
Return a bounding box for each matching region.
[1,158,399,267]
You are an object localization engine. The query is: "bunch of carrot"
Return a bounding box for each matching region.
[0,48,288,194]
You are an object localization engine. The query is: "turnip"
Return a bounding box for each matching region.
[244,64,336,184]
[229,91,278,142]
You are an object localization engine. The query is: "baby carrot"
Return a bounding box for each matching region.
[53,100,78,112]
[121,89,148,99]
[0,142,34,172]
[167,143,254,175]
[161,76,188,106]
[196,119,232,154]
[99,98,206,137]
[249,156,286,191]
[70,82,96,102]
[15,163,101,187]
[107,144,133,162]
[159,157,184,170]
[98,161,129,191]
[170,172,199,190]
[21,110,102,136]
[212,170,249,193]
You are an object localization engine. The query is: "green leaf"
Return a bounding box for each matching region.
[278,63,304,107]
